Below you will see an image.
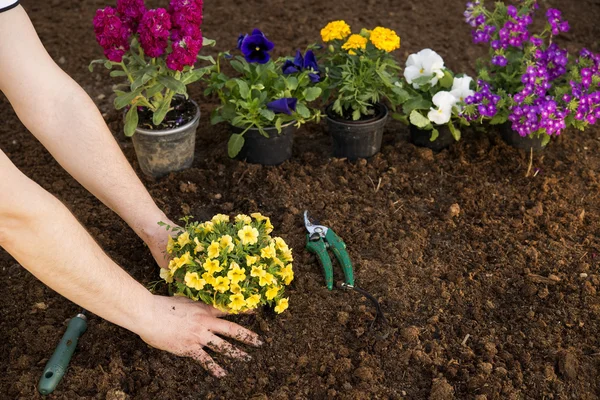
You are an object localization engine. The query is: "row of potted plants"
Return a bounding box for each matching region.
[90,0,600,177]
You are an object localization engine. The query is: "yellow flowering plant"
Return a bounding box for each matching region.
[319,21,408,120]
[159,213,293,314]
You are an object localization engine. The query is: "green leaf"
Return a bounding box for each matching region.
[114,88,143,110]
[403,97,432,114]
[146,83,165,98]
[409,110,431,129]
[440,70,454,89]
[303,87,322,102]
[236,79,250,99]
[230,60,246,73]
[153,97,172,126]
[131,73,152,90]
[489,114,507,125]
[196,55,216,64]
[260,109,276,121]
[110,70,128,78]
[285,76,298,91]
[296,103,311,119]
[541,134,551,146]
[124,106,139,137]
[411,75,435,86]
[228,133,245,158]
[448,121,461,141]
[430,128,439,142]
[392,113,409,125]
[352,109,361,121]
[104,60,114,69]
[202,37,217,47]
[88,59,105,72]
[275,117,283,132]
[157,75,187,95]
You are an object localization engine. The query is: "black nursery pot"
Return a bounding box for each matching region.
[500,123,547,152]
[409,124,455,152]
[231,121,295,165]
[325,103,388,161]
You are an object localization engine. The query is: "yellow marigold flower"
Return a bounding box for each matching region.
[228,293,246,312]
[207,241,220,259]
[160,267,173,283]
[260,243,277,259]
[230,282,242,294]
[177,231,192,247]
[246,255,260,266]
[321,20,351,42]
[211,214,230,224]
[259,272,275,287]
[369,26,400,52]
[184,272,206,291]
[277,264,294,285]
[227,262,247,284]
[213,276,231,293]
[219,235,235,252]
[166,236,177,254]
[274,298,289,314]
[203,259,223,275]
[245,293,261,308]
[238,225,259,246]
[235,214,252,225]
[281,248,294,262]
[265,285,280,300]
[273,237,288,252]
[194,237,204,253]
[251,265,267,278]
[202,271,216,286]
[342,34,368,54]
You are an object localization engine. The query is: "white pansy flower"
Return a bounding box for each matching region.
[450,76,474,110]
[427,91,457,125]
[404,48,446,89]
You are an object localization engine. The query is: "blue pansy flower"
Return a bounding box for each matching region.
[282,49,320,82]
[267,98,298,115]
[240,29,274,64]
[237,34,247,50]
[303,50,319,72]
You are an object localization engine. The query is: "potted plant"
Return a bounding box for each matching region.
[159,213,293,315]
[396,48,474,151]
[204,29,322,165]
[460,0,600,151]
[90,0,214,177]
[318,21,404,160]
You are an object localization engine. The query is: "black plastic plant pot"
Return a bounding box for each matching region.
[500,123,547,152]
[409,124,455,152]
[325,103,388,161]
[231,121,295,165]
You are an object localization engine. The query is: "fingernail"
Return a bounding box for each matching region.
[256,338,264,346]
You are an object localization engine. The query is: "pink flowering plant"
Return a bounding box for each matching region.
[461,0,600,145]
[89,0,215,136]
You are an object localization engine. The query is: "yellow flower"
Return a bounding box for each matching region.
[273,237,289,252]
[259,272,275,287]
[213,276,231,293]
[281,248,294,262]
[342,34,368,54]
[196,221,214,234]
[166,236,177,254]
[202,271,216,286]
[260,243,277,259]
[227,262,247,284]
[184,272,206,291]
[245,293,261,308]
[238,225,259,246]
[211,214,230,224]
[219,235,235,252]
[278,264,294,285]
[160,268,173,283]
[321,20,352,42]
[203,259,223,275]
[207,241,220,259]
[194,237,204,253]
[228,293,246,312]
[274,298,289,314]
[265,285,280,300]
[230,282,242,294]
[235,214,252,225]
[369,26,400,52]
[170,252,193,271]
[246,255,260,266]
[250,212,265,221]
[177,231,192,247]
[251,265,267,278]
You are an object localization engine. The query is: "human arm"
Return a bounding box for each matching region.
[0,5,172,267]
[0,150,261,377]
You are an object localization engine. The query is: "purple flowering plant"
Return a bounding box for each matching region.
[204,29,323,158]
[89,0,215,136]
[462,0,600,144]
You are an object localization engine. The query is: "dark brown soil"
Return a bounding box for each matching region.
[137,95,198,130]
[2,0,600,399]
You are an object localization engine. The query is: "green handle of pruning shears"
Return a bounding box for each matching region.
[306,235,334,290]
[325,229,354,288]
[38,314,87,396]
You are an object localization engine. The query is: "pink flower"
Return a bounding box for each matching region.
[169,0,203,28]
[166,35,202,71]
[116,0,147,31]
[93,6,130,62]
[138,8,172,58]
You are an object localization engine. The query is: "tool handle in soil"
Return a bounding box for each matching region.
[306,234,334,290]
[325,229,354,287]
[38,314,87,396]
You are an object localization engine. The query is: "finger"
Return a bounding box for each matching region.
[186,348,227,378]
[204,334,251,360]
[206,318,263,347]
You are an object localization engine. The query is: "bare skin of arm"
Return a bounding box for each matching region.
[0,6,260,376]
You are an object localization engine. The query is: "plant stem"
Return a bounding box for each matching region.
[120,62,135,84]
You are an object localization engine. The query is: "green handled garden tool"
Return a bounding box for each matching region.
[304,210,387,325]
[38,311,88,396]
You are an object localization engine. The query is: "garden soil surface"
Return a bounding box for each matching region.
[2,0,600,399]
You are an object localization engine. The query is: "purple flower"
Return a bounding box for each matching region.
[309,73,321,83]
[492,55,508,67]
[303,50,319,71]
[546,8,569,36]
[267,98,297,115]
[282,50,320,78]
[116,0,146,31]
[240,29,274,64]
[170,0,203,27]
[138,8,172,58]
[167,34,202,71]
[237,34,246,49]
[93,6,130,62]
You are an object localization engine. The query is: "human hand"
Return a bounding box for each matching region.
[142,218,176,270]
[137,295,262,377]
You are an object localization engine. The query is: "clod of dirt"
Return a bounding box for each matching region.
[297,355,309,368]
[528,202,544,217]
[478,362,493,375]
[353,366,375,383]
[33,302,48,310]
[417,148,434,161]
[557,349,579,380]
[429,377,454,400]
[483,342,498,360]
[179,182,197,193]
[474,395,488,400]
[447,204,461,219]
[106,389,128,400]
[401,326,420,343]
[584,281,597,295]
[337,311,350,326]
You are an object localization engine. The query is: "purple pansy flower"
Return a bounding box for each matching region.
[282,50,321,81]
[240,29,274,64]
[267,98,298,115]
